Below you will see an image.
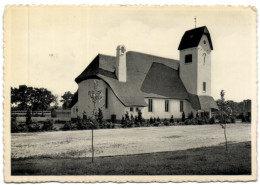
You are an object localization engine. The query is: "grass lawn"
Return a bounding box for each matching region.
[12,124,251,159]
[11,141,251,175]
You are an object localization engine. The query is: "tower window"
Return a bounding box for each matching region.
[165,100,169,112]
[180,100,184,112]
[203,40,207,44]
[148,99,153,112]
[185,54,192,63]
[203,82,206,92]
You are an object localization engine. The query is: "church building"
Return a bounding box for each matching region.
[69,26,219,120]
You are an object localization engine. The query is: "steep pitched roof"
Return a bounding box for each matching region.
[75,54,116,83]
[74,51,217,109]
[141,63,189,99]
[188,93,219,111]
[75,51,184,107]
[178,26,213,50]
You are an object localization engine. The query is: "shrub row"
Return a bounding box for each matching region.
[11,108,240,133]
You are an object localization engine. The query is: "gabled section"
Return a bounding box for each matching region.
[75,54,116,84]
[141,63,189,99]
[178,26,213,50]
[188,93,219,111]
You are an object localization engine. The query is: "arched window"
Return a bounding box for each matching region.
[105,88,108,108]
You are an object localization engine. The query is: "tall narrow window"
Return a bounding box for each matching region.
[203,82,206,92]
[130,107,134,112]
[165,100,169,112]
[148,99,153,112]
[180,100,184,112]
[105,88,108,108]
[185,54,192,63]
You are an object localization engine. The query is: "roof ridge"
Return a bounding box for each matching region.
[127,51,179,62]
[98,53,116,58]
[185,26,206,32]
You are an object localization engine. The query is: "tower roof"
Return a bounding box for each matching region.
[178,26,213,50]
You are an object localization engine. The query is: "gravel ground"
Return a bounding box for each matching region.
[11,123,251,159]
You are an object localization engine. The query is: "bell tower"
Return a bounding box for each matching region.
[178,26,213,96]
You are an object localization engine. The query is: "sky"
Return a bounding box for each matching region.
[5,6,256,102]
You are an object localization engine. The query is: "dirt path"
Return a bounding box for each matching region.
[11,123,251,158]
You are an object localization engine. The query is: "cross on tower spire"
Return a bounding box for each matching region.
[194,16,196,28]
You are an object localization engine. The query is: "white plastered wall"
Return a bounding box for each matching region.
[78,79,126,120]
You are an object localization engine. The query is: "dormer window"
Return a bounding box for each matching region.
[185,54,192,63]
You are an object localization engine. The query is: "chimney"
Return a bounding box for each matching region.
[116,45,127,82]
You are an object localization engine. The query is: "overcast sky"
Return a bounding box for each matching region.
[6,6,256,102]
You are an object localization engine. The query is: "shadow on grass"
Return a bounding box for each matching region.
[11,141,251,175]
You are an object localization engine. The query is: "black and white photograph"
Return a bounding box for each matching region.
[3,5,257,182]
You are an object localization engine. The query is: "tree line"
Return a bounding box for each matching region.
[11,85,75,115]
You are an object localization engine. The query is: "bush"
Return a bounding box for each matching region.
[190,112,194,119]
[170,115,174,123]
[101,121,108,129]
[182,112,185,122]
[11,117,18,133]
[188,112,194,119]
[125,111,130,120]
[104,121,114,129]
[141,118,146,127]
[230,116,236,123]
[109,122,114,128]
[77,117,87,130]
[209,117,216,124]
[63,122,74,130]
[134,116,138,124]
[130,114,134,121]
[121,116,126,128]
[157,117,160,122]
[241,114,246,122]
[83,111,87,120]
[137,110,143,122]
[197,117,210,125]
[54,120,65,124]
[97,108,103,124]
[28,122,41,132]
[126,119,134,128]
[184,118,198,125]
[135,121,141,127]
[163,119,169,126]
[18,123,28,132]
[26,109,32,126]
[88,118,99,129]
[153,121,159,127]
[42,119,53,131]
[149,117,154,124]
